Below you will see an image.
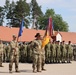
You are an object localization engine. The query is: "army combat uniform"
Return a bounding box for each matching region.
[0,41,4,67]
[66,42,73,63]
[31,39,42,73]
[45,42,51,63]
[9,40,19,73]
[60,43,66,63]
[56,42,61,63]
[50,42,56,63]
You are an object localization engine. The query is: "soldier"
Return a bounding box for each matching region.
[60,41,66,63]
[45,42,51,63]
[27,41,33,63]
[5,43,11,62]
[50,41,56,63]
[31,33,42,73]
[0,39,4,67]
[66,41,73,63]
[20,42,27,63]
[55,41,61,63]
[9,34,20,73]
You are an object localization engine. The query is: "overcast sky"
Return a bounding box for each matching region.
[0,0,76,32]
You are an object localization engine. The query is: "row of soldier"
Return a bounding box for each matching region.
[1,40,73,64]
[0,33,74,73]
[45,40,73,63]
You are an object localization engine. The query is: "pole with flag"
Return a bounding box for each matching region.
[41,16,54,48]
[17,19,24,42]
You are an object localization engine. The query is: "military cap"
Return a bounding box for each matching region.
[12,34,16,38]
[35,33,41,37]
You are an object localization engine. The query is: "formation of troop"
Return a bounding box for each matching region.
[0,32,74,73]
[45,40,73,63]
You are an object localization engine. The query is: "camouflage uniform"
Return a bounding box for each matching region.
[60,42,66,63]
[27,42,33,63]
[56,41,61,63]
[50,42,56,63]
[45,42,51,63]
[0,41,4,67]
[20,44,27,63]
[66,41,73,63]
[5,44,11,62]
[41,47,46,70]
[9,39,19,73]
[31,39,42,72]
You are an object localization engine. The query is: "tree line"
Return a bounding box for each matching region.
[0,0,69,31]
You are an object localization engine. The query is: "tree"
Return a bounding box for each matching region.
[13,0,30,27]
[0,6,4,25]
[4,0,10,25]
[6,0,16,26]
[38,9,69,32]
[30,0,43,29]
[4,0,30,27]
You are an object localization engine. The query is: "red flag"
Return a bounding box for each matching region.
[47,17,53,36]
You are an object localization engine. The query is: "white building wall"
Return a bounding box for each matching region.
[56,33,62,42]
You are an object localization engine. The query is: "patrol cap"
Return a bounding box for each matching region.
[12,34,16,38]
[35,33,41,37]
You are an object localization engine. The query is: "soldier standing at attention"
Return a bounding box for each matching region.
[9,34,20,73]
[50,41,56,63]
[56,41,61,63]
[60,41,66,63]
[0,39,4,67]
[66,41,73,63]
[31,33,42,73]
[45,41,51,63]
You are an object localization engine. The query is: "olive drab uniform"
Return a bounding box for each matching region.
[20,44,27,63]
[66,43,73,63]
[45,42,51,63]
[0,42,4,67]
[56,42,61,63]
[27,42,33,63]
[5,44,11,62]
[9,40,19,72]
[41,47,46,70]
[31,39,42,72]
[50,42,56,63]
[60,43,66,63]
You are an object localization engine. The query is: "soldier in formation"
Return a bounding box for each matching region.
[60,41,66,63]
[19,42,27,63]
[0,39,4,67]
[9,34,20,73]
[66,41,73,63]
[31,33,46,73]
[45,40,73,63]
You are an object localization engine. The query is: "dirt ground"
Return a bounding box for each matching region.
[0,61,76,75]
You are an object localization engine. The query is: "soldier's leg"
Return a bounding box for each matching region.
[9,55,14,73]
[37,54,41,72]
[0,55,3,67]
[41,54,46,71]
[15,56,19,72]
[32,55,37,73]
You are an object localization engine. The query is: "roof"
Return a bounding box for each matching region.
[0,26,45,42]
[0,26,76,44]
[60,31,76,44]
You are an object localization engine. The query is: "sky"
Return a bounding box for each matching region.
[0,0,76,32]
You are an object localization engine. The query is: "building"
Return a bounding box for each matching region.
[0,26,76,44]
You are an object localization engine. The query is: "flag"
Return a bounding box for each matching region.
[52,20,54,35]
[18,19,24,37]
[41,30,50,48]
[47,17,54,36]
[41,17,53,48]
